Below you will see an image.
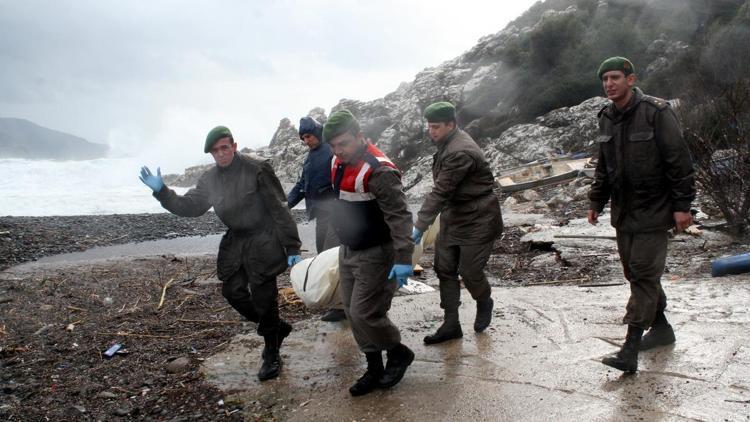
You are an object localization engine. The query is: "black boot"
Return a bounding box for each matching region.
[640,312,675,350]
[424,310,463,345]
[602,325,643,373]
[349,352,384,396]
[474,297,494,333]
[321,308,347,322]
[277,320,292,348]
[379,343,415,388]
[258,333,282,381]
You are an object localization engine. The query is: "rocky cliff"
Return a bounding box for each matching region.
[165,0,748,194]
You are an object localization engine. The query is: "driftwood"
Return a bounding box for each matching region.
[176,319,243,325]
[99,331,171,339]
[157,277,175,310]
[526,277,589,286]
[67,305,86,312]
[554,235,617,240]
[577,282,626,288]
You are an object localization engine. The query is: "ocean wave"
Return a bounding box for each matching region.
[0,158,190,216]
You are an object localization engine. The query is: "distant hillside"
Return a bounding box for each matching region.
[0,118,108,160]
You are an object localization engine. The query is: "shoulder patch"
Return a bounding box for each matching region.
[239,152,269,166]
[642,95,669,110]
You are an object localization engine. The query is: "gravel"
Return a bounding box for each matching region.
[0,210,307,271]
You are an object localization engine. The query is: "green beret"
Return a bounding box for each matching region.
[322,110,360,143]
[597,56,635,80]
[424,101,456,123]
[204,126,232,153]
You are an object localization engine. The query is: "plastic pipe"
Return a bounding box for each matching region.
[711,252,750,277]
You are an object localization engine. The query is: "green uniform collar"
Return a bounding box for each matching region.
[436,127,459,151]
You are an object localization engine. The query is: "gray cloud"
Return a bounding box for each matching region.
[0,0,536,168]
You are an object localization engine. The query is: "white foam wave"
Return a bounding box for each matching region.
[0,158,190,216]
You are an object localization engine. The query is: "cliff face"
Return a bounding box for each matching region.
[167,0,749,193]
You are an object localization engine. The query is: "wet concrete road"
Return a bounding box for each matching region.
[203,275,750,421]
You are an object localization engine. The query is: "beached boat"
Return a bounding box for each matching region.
[496,157,593,193]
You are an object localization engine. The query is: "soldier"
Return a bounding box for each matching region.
[588,57,696,373]
[412,101,503,345]
[139,126,302,381]
[287,116,345,322]
[323,110,415,396]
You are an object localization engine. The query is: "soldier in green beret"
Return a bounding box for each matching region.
[139,126,302,381]
[589,57,696,372]
[324,110,416,396]
[413,101,503,345]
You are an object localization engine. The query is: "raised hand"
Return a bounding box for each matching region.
[139,166,164,193]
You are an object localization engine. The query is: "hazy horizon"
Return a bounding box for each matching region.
[0,0,538,170]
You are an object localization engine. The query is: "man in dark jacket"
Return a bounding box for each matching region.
[139,126,302,381]
[324,110,415,396]
[413,101,503,345]
[287,116,345,322]
[588,57,695,373]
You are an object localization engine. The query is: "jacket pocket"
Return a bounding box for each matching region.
[596,135,615,177]
[244,233,287,278]
[629,131,654,142]
[216,233,242,281]
[628,131,658,170]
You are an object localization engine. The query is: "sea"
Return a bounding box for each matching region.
[0,158,192,216]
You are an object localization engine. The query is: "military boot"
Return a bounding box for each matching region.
[640,311,675,350]
[602,325,643,373]
[379,343,415,388]
[349,352,384,396]
[258,333,282,381]
[474,297,494,333]
[277,320,292,348]
[424,310,463,345]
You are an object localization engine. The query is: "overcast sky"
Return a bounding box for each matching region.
[0,0,538,169]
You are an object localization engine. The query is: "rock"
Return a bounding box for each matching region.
[484,97,607,172]
[97,391,118,399]
[573,185,590,201]
[504,196,518,207]
[1,383,19,394]
[306,107,327,124]
[520,190,541,202]
[34,324,54,335]
[546,194,573,209]
[114,407,131,416]
[165,357,191,374]
[530,253,558,268]
[162,163,212,188]
[269,118,299,148]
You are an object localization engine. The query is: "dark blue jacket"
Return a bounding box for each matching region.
[287,142,335,218]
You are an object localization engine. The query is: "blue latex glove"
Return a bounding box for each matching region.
[388,264,413,288]
[287,255,302,267]
[139,166,164,193]
[412,228,423,245]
